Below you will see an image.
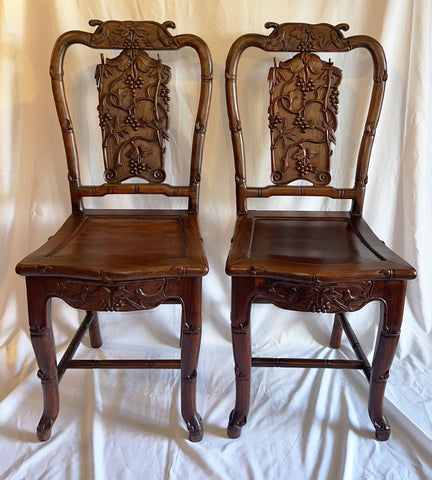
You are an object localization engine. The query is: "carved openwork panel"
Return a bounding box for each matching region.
[264,280,375,313]
[95,49,171,183]
[57,278,175,311]
[268,53,342,185]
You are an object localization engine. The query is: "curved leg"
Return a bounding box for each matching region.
[330,313,343,348]
[180,277,203,442]
[369,281,406,441]
[88,312,103,348]
[227,277,253,439]
[26,277,59,442]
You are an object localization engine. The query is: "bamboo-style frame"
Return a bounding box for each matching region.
[51,20,212,213]
[225,22,387,215]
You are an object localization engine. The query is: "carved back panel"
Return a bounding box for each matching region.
[225,23,387,215]
[95,50,170,183]
[268,53,342,185]
[50,20,212,212]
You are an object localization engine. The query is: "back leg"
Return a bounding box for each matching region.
[88,311,103,348]
[330,313,343,348]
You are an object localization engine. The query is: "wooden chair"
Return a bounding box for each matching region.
[16,20,212,442]
[225,23,415,440]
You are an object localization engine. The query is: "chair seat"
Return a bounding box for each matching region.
[16,209,208,281]
[226,211,416,282]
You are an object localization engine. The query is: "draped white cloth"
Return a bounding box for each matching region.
[1,1,431,478]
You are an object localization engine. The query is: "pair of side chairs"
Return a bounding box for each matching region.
[16,20,415,443]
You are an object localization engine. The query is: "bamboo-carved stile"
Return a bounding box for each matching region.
[268,53,341,185]
[95,49,171,183]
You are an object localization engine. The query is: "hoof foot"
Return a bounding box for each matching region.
[189,429,203,442]
[227,409,246,439]
[36,415,55,442]
[375,424,391,441]
[186,413,203,442]
[227,424,242,439]
[373,416,391,441]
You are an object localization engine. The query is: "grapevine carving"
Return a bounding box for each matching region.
[57,279,171,311]
[268,52,342,185]
[265,23,351,52]
[265,280,374,313]
[95,47,171,183]
[89,20,179,50]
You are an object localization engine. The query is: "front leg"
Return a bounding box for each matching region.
[227,277,254,439]
[180,277,203,442]
[369,281,407,441]
[26,277,59,441]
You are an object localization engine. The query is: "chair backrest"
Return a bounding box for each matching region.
[225,23,387,215]
[50,20,212,213]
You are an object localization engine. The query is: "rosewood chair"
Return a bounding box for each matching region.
[16,20,212,442]
[225,23,415,440]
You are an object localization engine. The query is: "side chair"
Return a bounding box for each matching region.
[16,19,212,442]
[225,22,416,440]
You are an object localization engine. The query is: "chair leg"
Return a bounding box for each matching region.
[88,311,103,348]
[369,281,406,441]
[227,278,253,439]
[26,278,59,442]
[330,313,343,348]
[180,277,203,442]
[179,308,185,348]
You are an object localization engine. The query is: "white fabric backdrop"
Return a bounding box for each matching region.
[0,0,431,479]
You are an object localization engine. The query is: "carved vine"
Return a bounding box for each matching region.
[89,20,179,50]
[265,280,374,313]
[268,53,342,185]
[57,279,170,311]
[265,23,351,52]
[95,47,171,183]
